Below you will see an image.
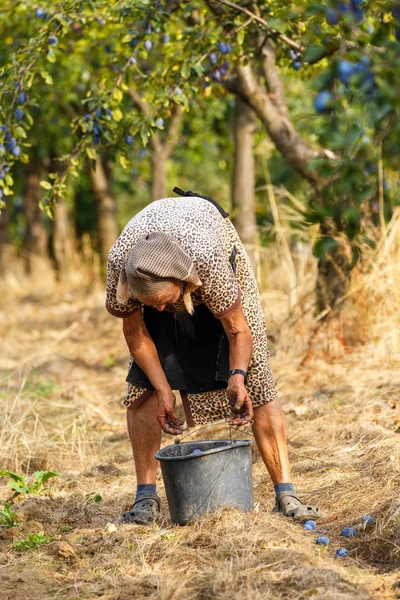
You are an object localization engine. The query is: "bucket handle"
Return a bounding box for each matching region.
[174,418,254,445]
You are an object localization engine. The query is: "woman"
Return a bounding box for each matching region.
[106,187,319,524]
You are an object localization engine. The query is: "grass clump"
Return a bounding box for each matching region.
[13,530,53,551]
[0,503,20,529]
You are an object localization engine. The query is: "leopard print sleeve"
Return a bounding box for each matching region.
[199,247,241,319]
[105,260,141,318]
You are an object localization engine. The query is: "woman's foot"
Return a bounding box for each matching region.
[273,491,320,521]
[120,493,161,525]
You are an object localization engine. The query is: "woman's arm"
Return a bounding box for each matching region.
[123,310,185,435]
[220,304,254,424]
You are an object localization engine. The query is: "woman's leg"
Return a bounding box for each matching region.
[251,397,291,484]
[126,391,162,485]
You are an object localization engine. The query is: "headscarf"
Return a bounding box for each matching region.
[116,232,202,314]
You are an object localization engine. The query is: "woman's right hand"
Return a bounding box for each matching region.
[156,389,186,435]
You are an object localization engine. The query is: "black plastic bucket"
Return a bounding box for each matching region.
[155,440,253,525]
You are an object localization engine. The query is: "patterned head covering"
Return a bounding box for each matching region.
[116,232,202,314]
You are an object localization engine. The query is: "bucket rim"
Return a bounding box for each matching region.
[155,439,253,462]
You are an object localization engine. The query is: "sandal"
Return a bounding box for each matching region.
[273,491,320,521]
[120,493,161,525]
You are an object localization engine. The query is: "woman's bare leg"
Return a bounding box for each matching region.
[126,391,161,485]
[252,397,291,484]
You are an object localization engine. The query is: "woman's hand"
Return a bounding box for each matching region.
[226,375,254,426]
[156,389,186,435]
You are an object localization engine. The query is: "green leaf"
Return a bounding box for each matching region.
[113,108,123,122]
[113,88,123,103]
[303,44,326,63]
[0,470,24,483]
[40,181,52,190]
[40,70,53,85]
[119,155,129,169]
[15,126,27,139]
[341,207,360,224]
[313,237,337,258]
[180,64,191,80]
[86,147,97,159]
[33,471,60,484]
[9,483,27,494]
[140,130,148,147]
[306,4,327,16]
[237,30,245,46]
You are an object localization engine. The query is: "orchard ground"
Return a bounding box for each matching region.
[0,247,400,600]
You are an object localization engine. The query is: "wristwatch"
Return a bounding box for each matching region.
[228,369,247,383]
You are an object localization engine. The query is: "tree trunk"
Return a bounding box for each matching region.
[0,205,12,276]
[88,156,118,265]
[23,162,49,275]
[128,87,183,204]
[232,96,257,245]
[52,198,76,279]
[151,149,168,202]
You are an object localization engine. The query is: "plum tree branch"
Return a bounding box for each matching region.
[164,105,184,156]
[260,39,289,118]
[214,0,303,51]
[232,59,336,184]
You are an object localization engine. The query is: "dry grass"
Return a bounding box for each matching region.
[1,217,400,599]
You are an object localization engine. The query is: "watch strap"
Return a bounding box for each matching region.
[228,369,247,382]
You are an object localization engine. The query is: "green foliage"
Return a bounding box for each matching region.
[103,354,115,368]
[25,379,56,398]
[0,470,60,496]
[84,492,102,504]
[13,530,53,551]
[0,503,20,529]
[0,0,398,267]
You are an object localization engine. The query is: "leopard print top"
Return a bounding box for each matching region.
[106,196,240,319]
[106,196,277,419]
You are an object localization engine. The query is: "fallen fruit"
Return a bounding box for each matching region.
[341,527,356,538]
[362,515,373,524]
[336,548,349,557]
[316,536,330,545]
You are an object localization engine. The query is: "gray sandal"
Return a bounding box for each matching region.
[273,491,320,521]
[120,493,161,525]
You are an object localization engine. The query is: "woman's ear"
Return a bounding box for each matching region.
[116,267,130,304]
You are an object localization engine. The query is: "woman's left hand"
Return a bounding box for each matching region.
[226,375,254,425]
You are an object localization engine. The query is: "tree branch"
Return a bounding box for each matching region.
[128,86,150,115]
[214,0,303,51]
[234,60,333,184]
[128,86,163,153]
[260,39,289,118]
[164,105,184,157]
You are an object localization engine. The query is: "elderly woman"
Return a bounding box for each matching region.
[106,188,319,524]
